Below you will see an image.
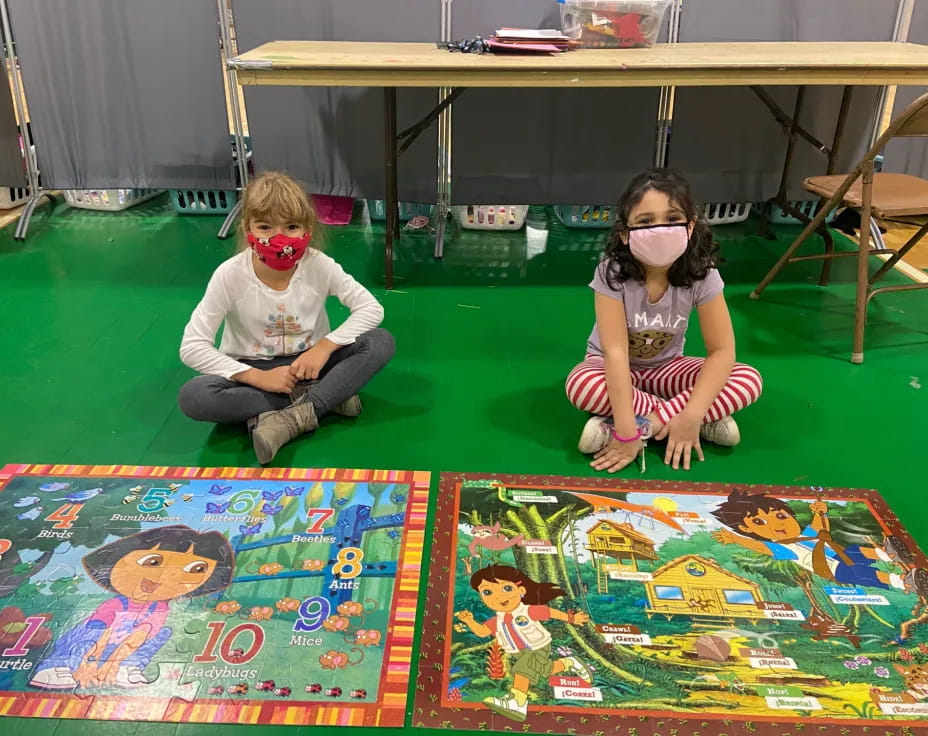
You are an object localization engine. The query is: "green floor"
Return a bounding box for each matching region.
[1,195,927,735]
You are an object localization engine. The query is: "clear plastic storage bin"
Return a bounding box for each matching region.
[367,200,434,222]
[559,0,671,48]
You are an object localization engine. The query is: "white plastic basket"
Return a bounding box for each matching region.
[0,186,29,209]
[64,189,162,212]
[703,202,752,225]
[452,204,528,231]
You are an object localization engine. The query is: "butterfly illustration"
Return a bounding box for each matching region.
[390,492,406,504]
[333,498,348,507]
[206,501,231,514]
[209,484,232,496]
[283,486,305,497]
[262,490,283,502]
[239,522,263,536]
[262,503,283,515]
[387,529,401,539]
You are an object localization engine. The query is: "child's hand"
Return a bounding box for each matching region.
[591,438,643,473]
[712,529,737,545]
[254,366,298,394]
[73,660,102,689]
[289,342,337,380]
[809,500,828,515]
[655,412,703,470]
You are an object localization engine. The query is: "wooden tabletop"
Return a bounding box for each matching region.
[231,40,928,88]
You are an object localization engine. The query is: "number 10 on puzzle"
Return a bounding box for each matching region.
[0,464,429,727]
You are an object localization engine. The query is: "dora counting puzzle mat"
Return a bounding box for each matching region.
[0,463,429,727]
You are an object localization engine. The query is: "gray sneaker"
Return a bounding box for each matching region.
[249,402,319,465]
[291,383,363,418]
[883,535,915,566]
[904,568,928,599]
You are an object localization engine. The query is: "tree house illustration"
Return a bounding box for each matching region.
[585,520,657,593]
[644,555,765,627]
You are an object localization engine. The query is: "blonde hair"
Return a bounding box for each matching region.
[240,171,318,246]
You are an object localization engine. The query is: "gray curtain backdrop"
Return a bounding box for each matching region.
[669,0,899,202]
[884,0,928,177]
[450,0,667,204]
[0,36,25,188]
[7,0,234,189]
[232,0,440,201]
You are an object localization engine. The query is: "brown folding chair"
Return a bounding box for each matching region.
[751,90,928,364]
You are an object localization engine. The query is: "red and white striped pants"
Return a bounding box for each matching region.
[565,355,763,426]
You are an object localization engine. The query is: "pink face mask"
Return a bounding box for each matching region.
[247,231,311,271]
[628,224,689,268]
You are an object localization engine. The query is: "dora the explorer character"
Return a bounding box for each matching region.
[29,525,234,690]
[710,489,928,598]
[454,564,593,722]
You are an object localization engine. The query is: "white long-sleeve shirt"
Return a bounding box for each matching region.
[180,249,384,379]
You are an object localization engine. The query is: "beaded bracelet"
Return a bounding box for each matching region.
[610,426,642,443]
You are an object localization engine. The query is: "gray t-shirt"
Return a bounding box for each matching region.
[587,260,724,369]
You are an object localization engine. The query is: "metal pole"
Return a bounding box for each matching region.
[217,0,249,239]
[870,0,914,147]
[654,0,681,167]
[434,0,452,259]
[0,0,45,240]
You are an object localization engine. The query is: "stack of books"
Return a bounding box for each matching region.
[487,28,578,53]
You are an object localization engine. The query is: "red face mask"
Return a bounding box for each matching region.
[247,231,311,271]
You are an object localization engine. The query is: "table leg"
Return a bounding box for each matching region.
[817,85,853,286]
[384,87,398,290]
[773,86,806,207]
[852,160,874,365]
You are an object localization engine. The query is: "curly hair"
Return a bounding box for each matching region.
[600,168,718,289]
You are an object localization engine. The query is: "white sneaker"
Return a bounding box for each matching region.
[578,416,652,455]
[578,416,611,454]
[700,416,740,447]
[29,667,77,690]
[116,666,151,688]
[483,693,528,722]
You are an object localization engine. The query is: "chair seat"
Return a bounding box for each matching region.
[804,172,928,218]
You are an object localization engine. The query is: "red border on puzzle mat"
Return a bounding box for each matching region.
[0,463,430,727]
[413,472,928,735]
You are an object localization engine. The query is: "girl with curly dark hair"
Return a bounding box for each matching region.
[565,169,763,472]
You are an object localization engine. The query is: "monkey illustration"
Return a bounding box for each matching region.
[462,523,525,574]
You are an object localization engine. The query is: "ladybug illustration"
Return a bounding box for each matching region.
[274,687,292,697]
[256,680,275,691]
[350,689,367,699]
[326,687,342,697]
[227,648,247,663]
[229,682,249,695]
[305,683,322,694]
[207,686,224,695]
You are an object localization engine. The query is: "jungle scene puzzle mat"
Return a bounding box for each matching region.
[414,473,928,735]
[0,463,429,727]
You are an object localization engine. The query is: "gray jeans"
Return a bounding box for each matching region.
[177,328,395,424]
